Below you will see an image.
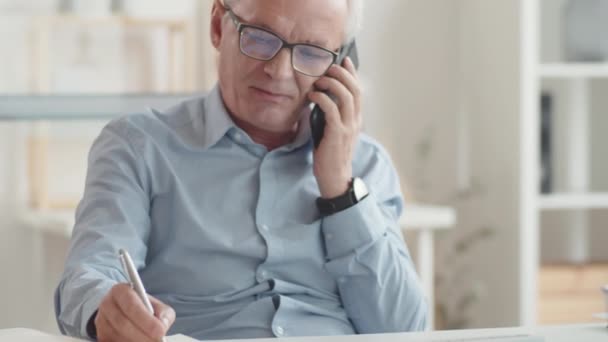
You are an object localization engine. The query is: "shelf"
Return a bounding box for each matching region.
[18,209,75,238]
[0,13,189,28]
[539,193,608,210]
[539,63,608,79]
[0,93,197,121]
[42,14,189,28]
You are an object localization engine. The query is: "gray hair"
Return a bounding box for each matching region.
[225,0,363,45]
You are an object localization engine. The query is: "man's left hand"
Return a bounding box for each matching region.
[308,57,362,199]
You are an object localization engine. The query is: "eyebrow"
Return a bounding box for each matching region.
[260,22,332,49]
[232,9,333,49]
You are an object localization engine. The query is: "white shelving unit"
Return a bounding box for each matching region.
[539,193,608,211]
[540,63,608,78]
[520,0,608,326]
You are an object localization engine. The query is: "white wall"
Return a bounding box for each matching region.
[359,0,459,203]
[454,0,522,328]
[360,0,523,329]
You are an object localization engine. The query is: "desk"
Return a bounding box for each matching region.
[0,324,605,341]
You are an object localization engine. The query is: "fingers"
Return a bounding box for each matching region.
[113,285,167,338]
[342,57,363,126]
[95,312,121,342]
[150,295,176,330]
[314,76,356,127]
[307,90,342,131]
[96,305,152,342]
[96,284,168,342]
[311,58,362,129]
[330,57,361,111]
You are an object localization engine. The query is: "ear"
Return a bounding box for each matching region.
[210,0,225,50]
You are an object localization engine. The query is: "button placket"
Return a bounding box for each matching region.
[255,156,271,282]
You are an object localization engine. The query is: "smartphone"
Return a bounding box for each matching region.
[310,40,359,149]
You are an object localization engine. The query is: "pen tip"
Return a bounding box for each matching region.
[119,249,126,256]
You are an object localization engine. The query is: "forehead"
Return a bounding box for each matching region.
[230,0,348,48]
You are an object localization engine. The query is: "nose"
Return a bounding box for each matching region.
[263,48,293,80]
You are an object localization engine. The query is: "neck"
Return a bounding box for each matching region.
[230,115,298,151]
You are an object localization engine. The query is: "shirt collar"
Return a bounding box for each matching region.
[201,84,237,150]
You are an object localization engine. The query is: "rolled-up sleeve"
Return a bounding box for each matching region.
[54,118,151,339]
[322,146,428,333]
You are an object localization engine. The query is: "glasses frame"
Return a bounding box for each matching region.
[223,4,340,77]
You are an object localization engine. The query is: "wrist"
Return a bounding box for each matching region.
[318,176,351,199]
[316,177,369,217]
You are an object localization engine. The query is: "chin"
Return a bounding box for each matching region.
[248,104,297,125]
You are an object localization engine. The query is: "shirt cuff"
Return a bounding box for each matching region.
[79,285,113,339]
[321,192,387,260]
[86,310,99,339]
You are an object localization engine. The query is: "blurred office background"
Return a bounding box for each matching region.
[1,0,607,334]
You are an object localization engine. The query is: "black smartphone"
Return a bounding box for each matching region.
[310,40,359,149]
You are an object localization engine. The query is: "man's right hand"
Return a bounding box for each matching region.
[94,283,176,342]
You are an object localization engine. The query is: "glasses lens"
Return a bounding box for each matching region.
[240,27,282,60]
[293,45,335,76]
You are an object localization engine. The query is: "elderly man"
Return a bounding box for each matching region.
[54,0,427,340]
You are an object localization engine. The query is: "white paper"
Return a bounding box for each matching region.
[0,329,199,342]
[0,328,84,342]
[167,334,200,341]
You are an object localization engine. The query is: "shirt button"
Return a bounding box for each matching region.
[325,233,334,240]
[257,269,268,282]
[261,224,269,232]
[275,326,285,336]
[234,132,243,141]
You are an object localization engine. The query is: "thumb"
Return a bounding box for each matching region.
[149,296,176,330]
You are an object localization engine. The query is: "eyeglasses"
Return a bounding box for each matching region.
[224,5,340,77]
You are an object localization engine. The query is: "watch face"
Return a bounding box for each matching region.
[352,178,369,201]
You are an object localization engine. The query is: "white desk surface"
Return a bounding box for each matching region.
[1,324,605,342]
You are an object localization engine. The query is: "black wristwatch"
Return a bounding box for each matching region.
[316,177,369,216]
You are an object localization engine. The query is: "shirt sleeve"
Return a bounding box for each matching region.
[321,145,428,334]
[54,118,151,339]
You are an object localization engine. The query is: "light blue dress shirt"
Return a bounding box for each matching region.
[54,85,427,340]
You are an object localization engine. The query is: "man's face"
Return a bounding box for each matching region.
[211,0,348,134]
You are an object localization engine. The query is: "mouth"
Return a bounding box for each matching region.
[250,87,292,102]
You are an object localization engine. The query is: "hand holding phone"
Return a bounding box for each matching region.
[310,40,359,149]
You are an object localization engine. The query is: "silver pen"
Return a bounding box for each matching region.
[119,249,167,342]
